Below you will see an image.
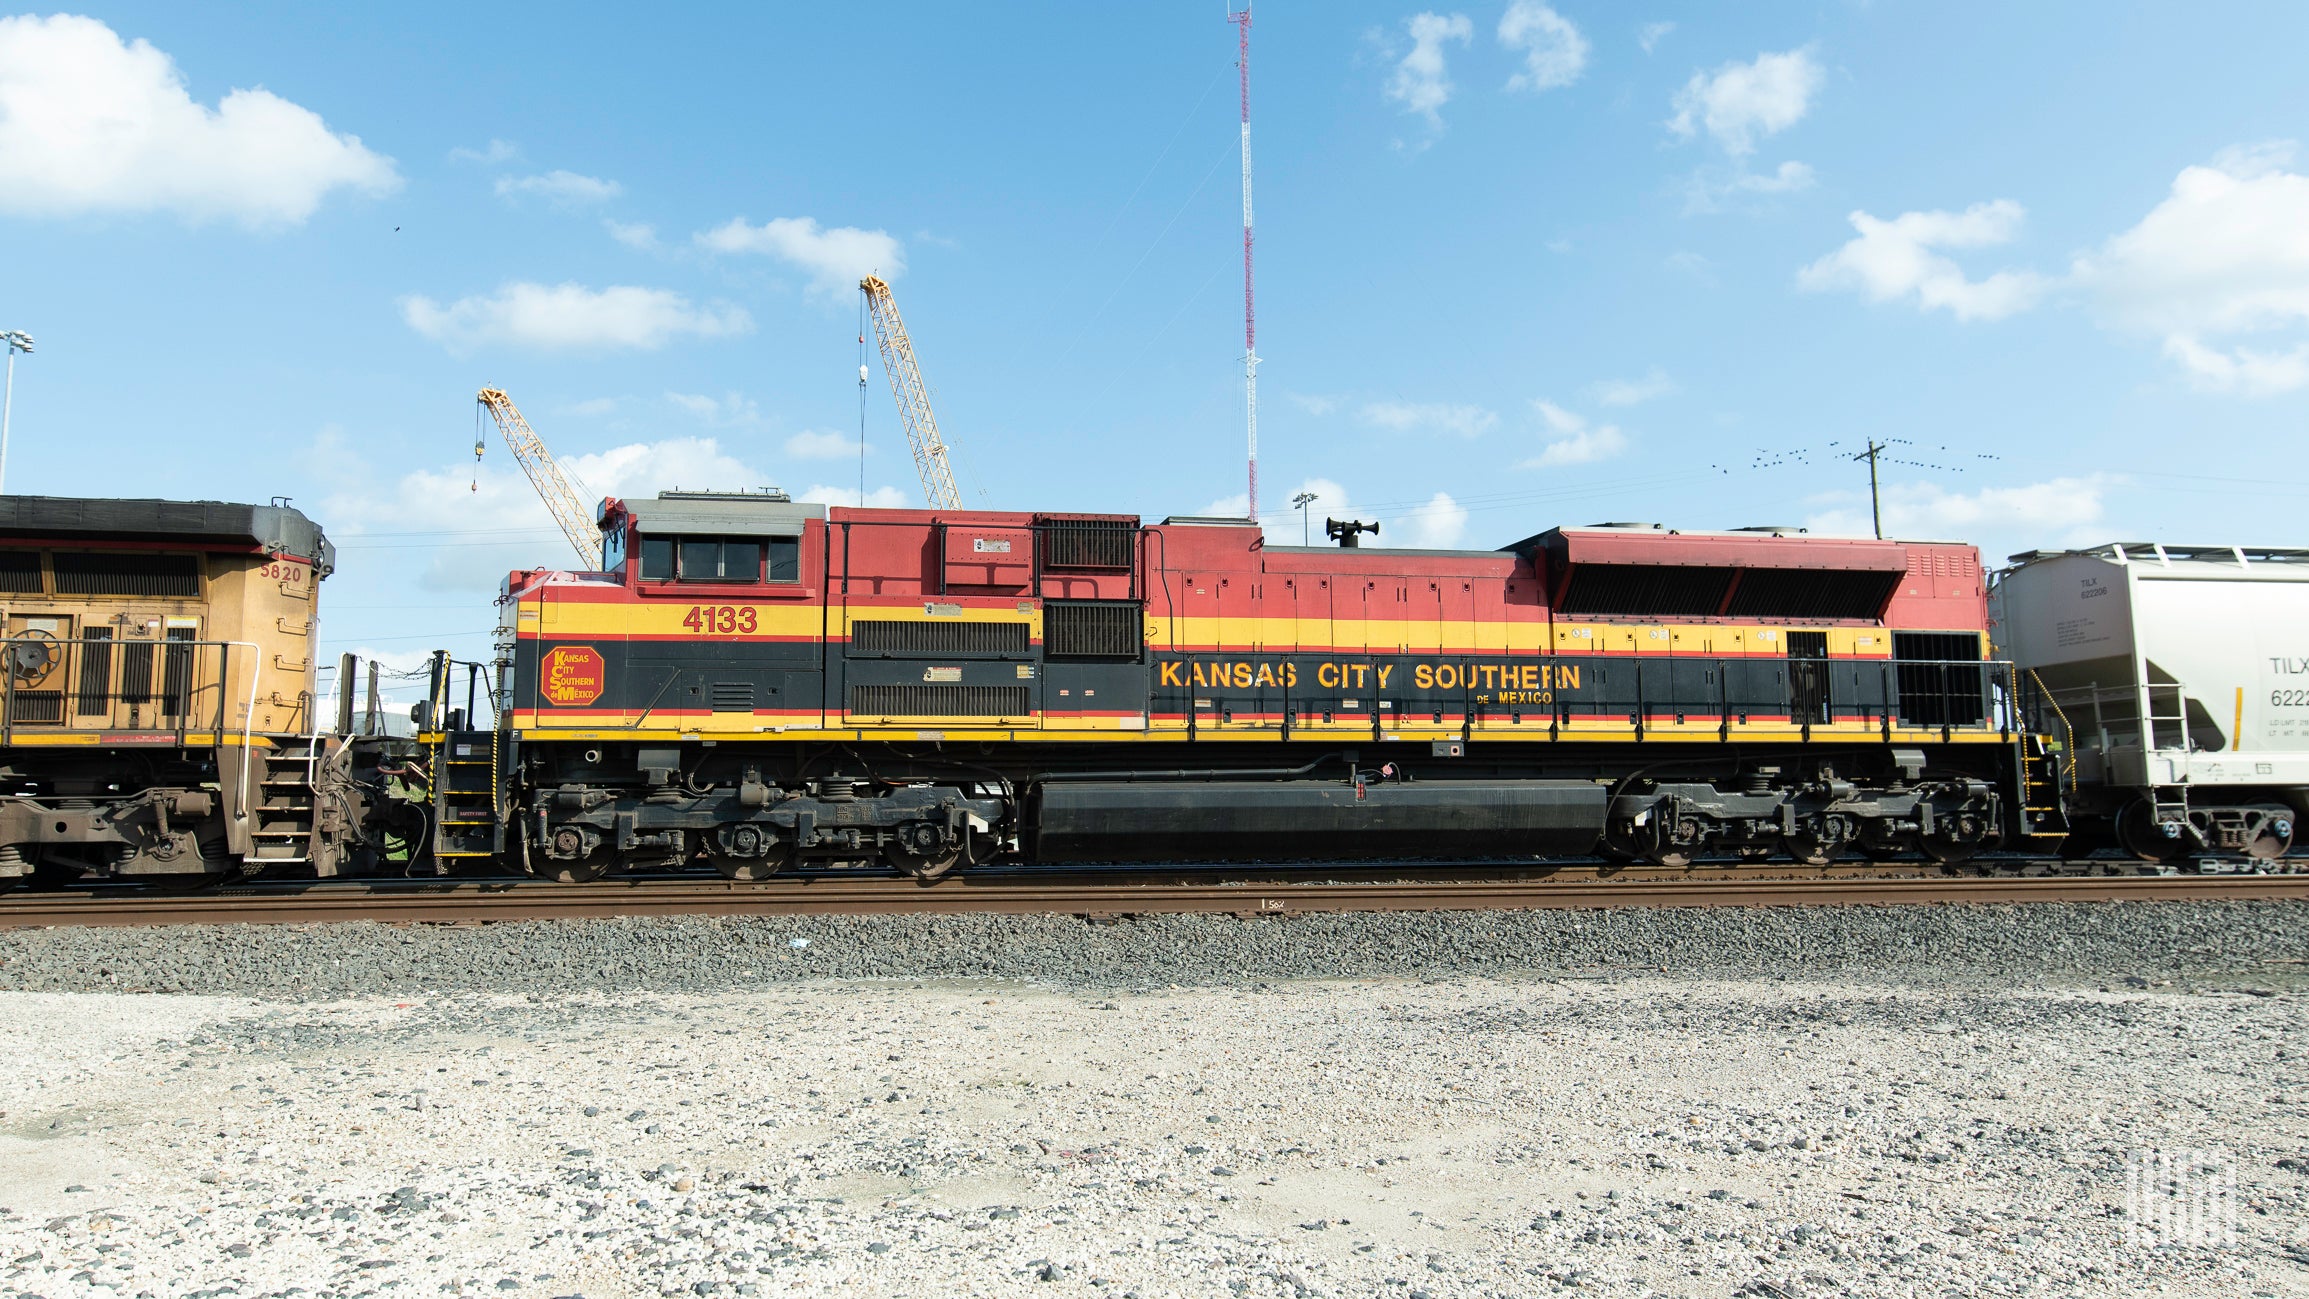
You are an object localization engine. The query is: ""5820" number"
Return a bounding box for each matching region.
[683,605,757,635]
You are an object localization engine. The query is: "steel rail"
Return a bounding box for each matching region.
[1,870,2304,929]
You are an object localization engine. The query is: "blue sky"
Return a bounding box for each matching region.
[2,3,2308,676]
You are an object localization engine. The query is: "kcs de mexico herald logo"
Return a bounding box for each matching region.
[541,646,607,707]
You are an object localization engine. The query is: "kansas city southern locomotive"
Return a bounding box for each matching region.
[464,489,2059,882]
[34,486,2309,888]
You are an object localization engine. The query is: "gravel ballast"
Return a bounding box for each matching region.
[0,900,2302,1298]
[0,899,2302,996]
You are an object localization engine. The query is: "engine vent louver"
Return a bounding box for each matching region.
[1892,631,1986,727]
[708,681,757,712]
[848,684,1030,718]
[1044,600,1142,660]
[1558,564,1732,617]
[1038,518,1135,571]
[52,552,200,598]
[1725,569,1902,621]
[847,620,1029,656]
[0,551,39,594]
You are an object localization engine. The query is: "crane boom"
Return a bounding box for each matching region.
[475,387,603,569]
[859,275,963,511]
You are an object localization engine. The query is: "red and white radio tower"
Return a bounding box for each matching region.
[1229,3,1258,526]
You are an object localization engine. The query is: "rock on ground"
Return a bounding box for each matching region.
[0,964,2303,1297]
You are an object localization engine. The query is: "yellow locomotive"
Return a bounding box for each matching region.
[0,495,357,884]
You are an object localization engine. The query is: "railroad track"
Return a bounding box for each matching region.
[2,861,2305,928]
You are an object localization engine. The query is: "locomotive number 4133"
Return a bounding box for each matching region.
[683,605,757,634]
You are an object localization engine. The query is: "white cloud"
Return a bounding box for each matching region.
[1638,21,1676,53]
[664,390,766,428]
[1588,367,1675,407]
[1804,475,2112,554]
[2072,144,2309,394]
[562,397,618,417]
[401,282,753,353]
[1384,12,1473,125]
[1358,400,1497,437]
[0,13,398,225]
[1684,160,1817,214]
[1285,392,1340,416]
[1399,492,1471,548]
[1519,401,1628,467]
[495,169,621,206]
[605,219,657,250]
[2160,336,2309,396]
[449,139,517,164]
[784,430,864,460]
[1498,2,1587,93]
[695,216,905,295]
[800,484,910,509]
[1797,201,2051,322]
[1668,48,1823,156]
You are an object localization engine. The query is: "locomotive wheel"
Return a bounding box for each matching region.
[542,850,616,884]
[1781,834,1842,867]
[2115,802,2192,865]
[709,851,789,882]
[1919,834,1982,867]
[1642,847,1695,868]
[886,844,963,882]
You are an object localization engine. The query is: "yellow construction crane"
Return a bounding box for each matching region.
[474,387,603,569]
[859,275,963,511]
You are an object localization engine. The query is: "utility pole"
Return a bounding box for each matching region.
[1228,3,1258,526]
[1292,490,1317,544]
[1851,439,1886,539]
[0,331,34,495]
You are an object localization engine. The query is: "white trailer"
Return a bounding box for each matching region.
[1991,543,2309,860]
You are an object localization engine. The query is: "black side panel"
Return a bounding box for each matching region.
[1034,779,1605,861]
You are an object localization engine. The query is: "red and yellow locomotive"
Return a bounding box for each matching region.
[462,491,2051,879]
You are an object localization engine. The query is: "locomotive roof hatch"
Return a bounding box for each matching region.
[0,493,334,576]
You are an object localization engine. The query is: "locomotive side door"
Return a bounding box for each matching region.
[1786,630,1830,725]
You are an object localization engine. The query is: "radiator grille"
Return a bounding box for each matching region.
[848,684,1030,717]
[1045,600,1142,659]
[1558,564,1732,617]
[1726,568,1901,621]
[0,551,39,594]
[1892,632,1986,727]
[53,552,200,597]
[848,619,1029,656]
[1038,518,1135,571]
[709,681,756,711]
[9,691,60,724]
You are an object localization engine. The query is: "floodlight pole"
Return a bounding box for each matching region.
[0,332,31,496]
[1291,490,1318,545]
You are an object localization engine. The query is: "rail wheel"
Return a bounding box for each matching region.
[1781,833,1842,867]
[2115,801,2192,865]
[886,844,963,882]
[544,854,614,884]
[708,850,790,882]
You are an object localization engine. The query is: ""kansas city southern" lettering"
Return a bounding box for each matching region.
[1158,659,1582,693]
